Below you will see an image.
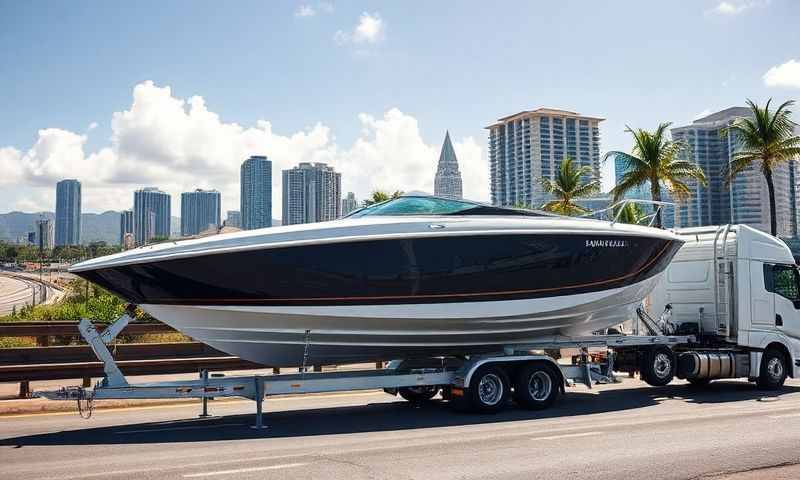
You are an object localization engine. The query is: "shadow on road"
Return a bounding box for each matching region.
[2,381,798,447]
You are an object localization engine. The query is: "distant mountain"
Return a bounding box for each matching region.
[0,212,54,242]
[81,211,122,244]
[0,211,122,245]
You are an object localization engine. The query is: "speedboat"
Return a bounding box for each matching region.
[70,195,684,366]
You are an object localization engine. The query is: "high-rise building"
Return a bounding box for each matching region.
[671,107,797,236]
[35,218,54,251]
[486,108,603,208]
[133,187,171,245]
[119,210,134,245]
[282,162,341,225]
[434,131,463,199]
[341,192,359,217]
[613,155,651,201]
[180,189,221,236]
[240,155,272,230]
[225,210,242,228]
[55,179,81,246]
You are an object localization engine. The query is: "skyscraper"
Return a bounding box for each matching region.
[671,107,797,236]
[35,218,54,251]
[133,187,171,245]
[341,192,359,217]
[181,189,222,236]
[486,108,603,208]
[54,179,81,246]
[225,210,242,228]
[240,155,272,230]
[434,131,463,199]
[282,162,341,225]
[119,210,133,245]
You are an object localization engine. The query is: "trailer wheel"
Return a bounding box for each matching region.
[458,365,510,413]
[398,386,439,403]
[513,363,560,410]
[640,346,675,386]
[756,349,787,390]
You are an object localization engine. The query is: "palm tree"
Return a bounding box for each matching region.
[362,190,403,207]
[540,156,601,216]
[615,202,646,225]
[723,99,800,236]
[606,123,707,228]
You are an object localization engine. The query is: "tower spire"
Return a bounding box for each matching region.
[434,131,463,199]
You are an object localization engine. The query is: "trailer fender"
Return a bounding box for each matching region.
[459,356,565,392]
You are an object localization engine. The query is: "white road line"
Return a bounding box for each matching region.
[115,423,245,434]
[182,462,308,478]
[531,431,602,441]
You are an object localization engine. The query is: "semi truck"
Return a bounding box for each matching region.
[38,224,800,425]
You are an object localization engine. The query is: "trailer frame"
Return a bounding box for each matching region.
[36,314,693,428]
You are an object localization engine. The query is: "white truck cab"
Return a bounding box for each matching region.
[647,224,800,385]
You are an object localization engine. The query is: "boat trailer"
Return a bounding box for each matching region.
[36,311,691,427]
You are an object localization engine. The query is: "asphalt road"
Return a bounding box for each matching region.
[0,272,61,315]
[2,377,800,479]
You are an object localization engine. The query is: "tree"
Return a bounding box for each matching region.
[362,190,403,207]
[540,156,601,216]
[615,202,646,225]
[606,123,707,228]
[723,99,800,236]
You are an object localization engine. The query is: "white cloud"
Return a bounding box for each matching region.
[87,122,98,130]
[764,59,800,88]
[706,0,769,16]
[0,81,486,216]
[335,12,384,45]
[295,5,315,17]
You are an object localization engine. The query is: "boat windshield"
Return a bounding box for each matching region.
[346,196,546,217]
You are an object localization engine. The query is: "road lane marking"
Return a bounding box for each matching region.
[116,423,245,434]
[182,462,307,478]
[531,431,602,441]
[35,454,313,480]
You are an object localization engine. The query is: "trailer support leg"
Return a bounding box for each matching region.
[252,375,267,430]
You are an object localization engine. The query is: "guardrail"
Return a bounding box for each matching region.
[0,321,269,398]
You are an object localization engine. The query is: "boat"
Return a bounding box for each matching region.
[70,195,684,367]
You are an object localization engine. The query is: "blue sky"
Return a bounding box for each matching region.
[1,0,799,215]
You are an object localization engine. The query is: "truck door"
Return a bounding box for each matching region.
[766,264,800,338]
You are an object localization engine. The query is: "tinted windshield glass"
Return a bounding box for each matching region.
[348,197,479,217]
[347,196,546,217]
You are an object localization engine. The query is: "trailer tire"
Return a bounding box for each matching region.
[640,346,675,387]
[512,363,560,410]
[458,365,510,413]
[756,349,787,390]
[398,386,439,403]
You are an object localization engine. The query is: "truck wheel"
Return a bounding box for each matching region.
[756,349,787,390]
[398,386,439,403]
[513,363,560,410]
[640,346,675,387]
[462,365,510,413]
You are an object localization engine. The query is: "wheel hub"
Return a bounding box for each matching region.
[528,371,552,401]
[478,373,503,406]
[653,353,672,378]
[767,357,784,380]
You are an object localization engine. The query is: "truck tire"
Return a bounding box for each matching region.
[756,349,788,390]
[458,365,510,413]
[640,346,676,387]
[398,386,439,403]
[512,363,560,410]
